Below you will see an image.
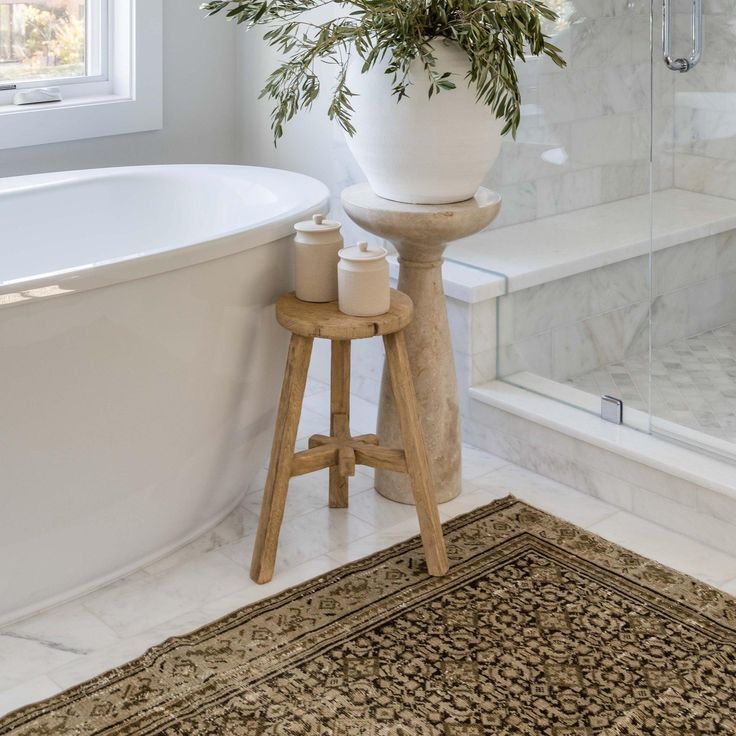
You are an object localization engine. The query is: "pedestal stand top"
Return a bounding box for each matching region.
[341,185,502,245]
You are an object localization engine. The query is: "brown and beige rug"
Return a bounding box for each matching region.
[2,497,736,735]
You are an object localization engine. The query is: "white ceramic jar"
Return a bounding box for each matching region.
[294,214,344,302]
[338,241,390,317]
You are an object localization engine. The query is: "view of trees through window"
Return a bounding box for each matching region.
[0,1,86,83]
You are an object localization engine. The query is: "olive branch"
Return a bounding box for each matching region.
[202,0,565,143]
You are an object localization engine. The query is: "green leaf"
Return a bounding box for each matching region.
[204,0,566,142]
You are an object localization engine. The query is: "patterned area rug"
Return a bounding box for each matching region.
[2,497,736,735]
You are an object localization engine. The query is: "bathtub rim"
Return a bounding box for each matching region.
[0,164,330,311]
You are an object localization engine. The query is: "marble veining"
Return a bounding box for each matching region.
[488,222,736,384]
[671,3,736,203]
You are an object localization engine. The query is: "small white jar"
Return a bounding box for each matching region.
[338,241,390,317]
[294,214,343,302]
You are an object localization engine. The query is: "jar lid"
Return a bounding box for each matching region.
[294,213,342,233]
[338,241,388,262]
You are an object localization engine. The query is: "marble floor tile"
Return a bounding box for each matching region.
[0,676,61,717]
[471,464,620,528]
[2,602,119,657]
[439,482,513,520]
[304,378,329,397]
[301,387,331,416]
[295,407,329,444]
[0,633,81,690]
[218,506,376,573]
[721,576,736,596]
[241,469,375,521]
[300,390,378,437]
[346,394,380,435]
[460,444,510,479]
[346,486,423,530]
[148,549,260,611]
[142,506,262,575]
[43,607,224,693]
[45,626,198,692]
[588,511,736,588]
[327,531,418,565]
[79,571,199,639]
[198,555,338,619]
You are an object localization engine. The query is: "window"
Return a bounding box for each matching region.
[0,1,100,86]
[0,0,162,150]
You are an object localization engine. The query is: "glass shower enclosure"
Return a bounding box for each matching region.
[445,0,736,464]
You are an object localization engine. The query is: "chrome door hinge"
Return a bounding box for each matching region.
[601,395,624,425]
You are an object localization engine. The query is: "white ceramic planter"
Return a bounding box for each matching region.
[345,40,504,205]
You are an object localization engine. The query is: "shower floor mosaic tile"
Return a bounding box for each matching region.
[2,378,736,718]
[568,323,736,442]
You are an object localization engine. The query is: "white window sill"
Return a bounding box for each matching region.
[0,94,125,115]
[0,93,162,150]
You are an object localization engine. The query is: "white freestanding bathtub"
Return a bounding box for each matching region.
[0,165,329,624]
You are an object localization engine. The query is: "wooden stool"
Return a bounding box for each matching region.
[250,289,450,584]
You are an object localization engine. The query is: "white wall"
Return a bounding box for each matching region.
[0,0,238,178]
[234,24,371,248]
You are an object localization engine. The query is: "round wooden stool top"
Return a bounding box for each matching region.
[276,289,413,340]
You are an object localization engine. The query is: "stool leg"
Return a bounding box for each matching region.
[250,334,314,584]
[330,340,351,508]
[383,331,450,576]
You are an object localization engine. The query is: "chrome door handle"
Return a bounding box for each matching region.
[663,0,702,72]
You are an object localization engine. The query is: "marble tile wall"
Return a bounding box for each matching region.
[447,298,499,417]
[497,230,736,382]
[315,5,714,236]
[309,231,736,416]
[477,0,673,229]
[671,3,736,198]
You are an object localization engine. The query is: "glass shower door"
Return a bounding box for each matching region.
[463,1,656,427]
[650,0,736,460]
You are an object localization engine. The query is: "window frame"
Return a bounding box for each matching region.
[0,0,162,151]
[0,0,109,97]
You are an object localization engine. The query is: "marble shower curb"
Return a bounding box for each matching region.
[468,380,736,557]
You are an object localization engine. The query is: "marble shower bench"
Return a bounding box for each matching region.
[449,187,736,386]
[448,187,736,291]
